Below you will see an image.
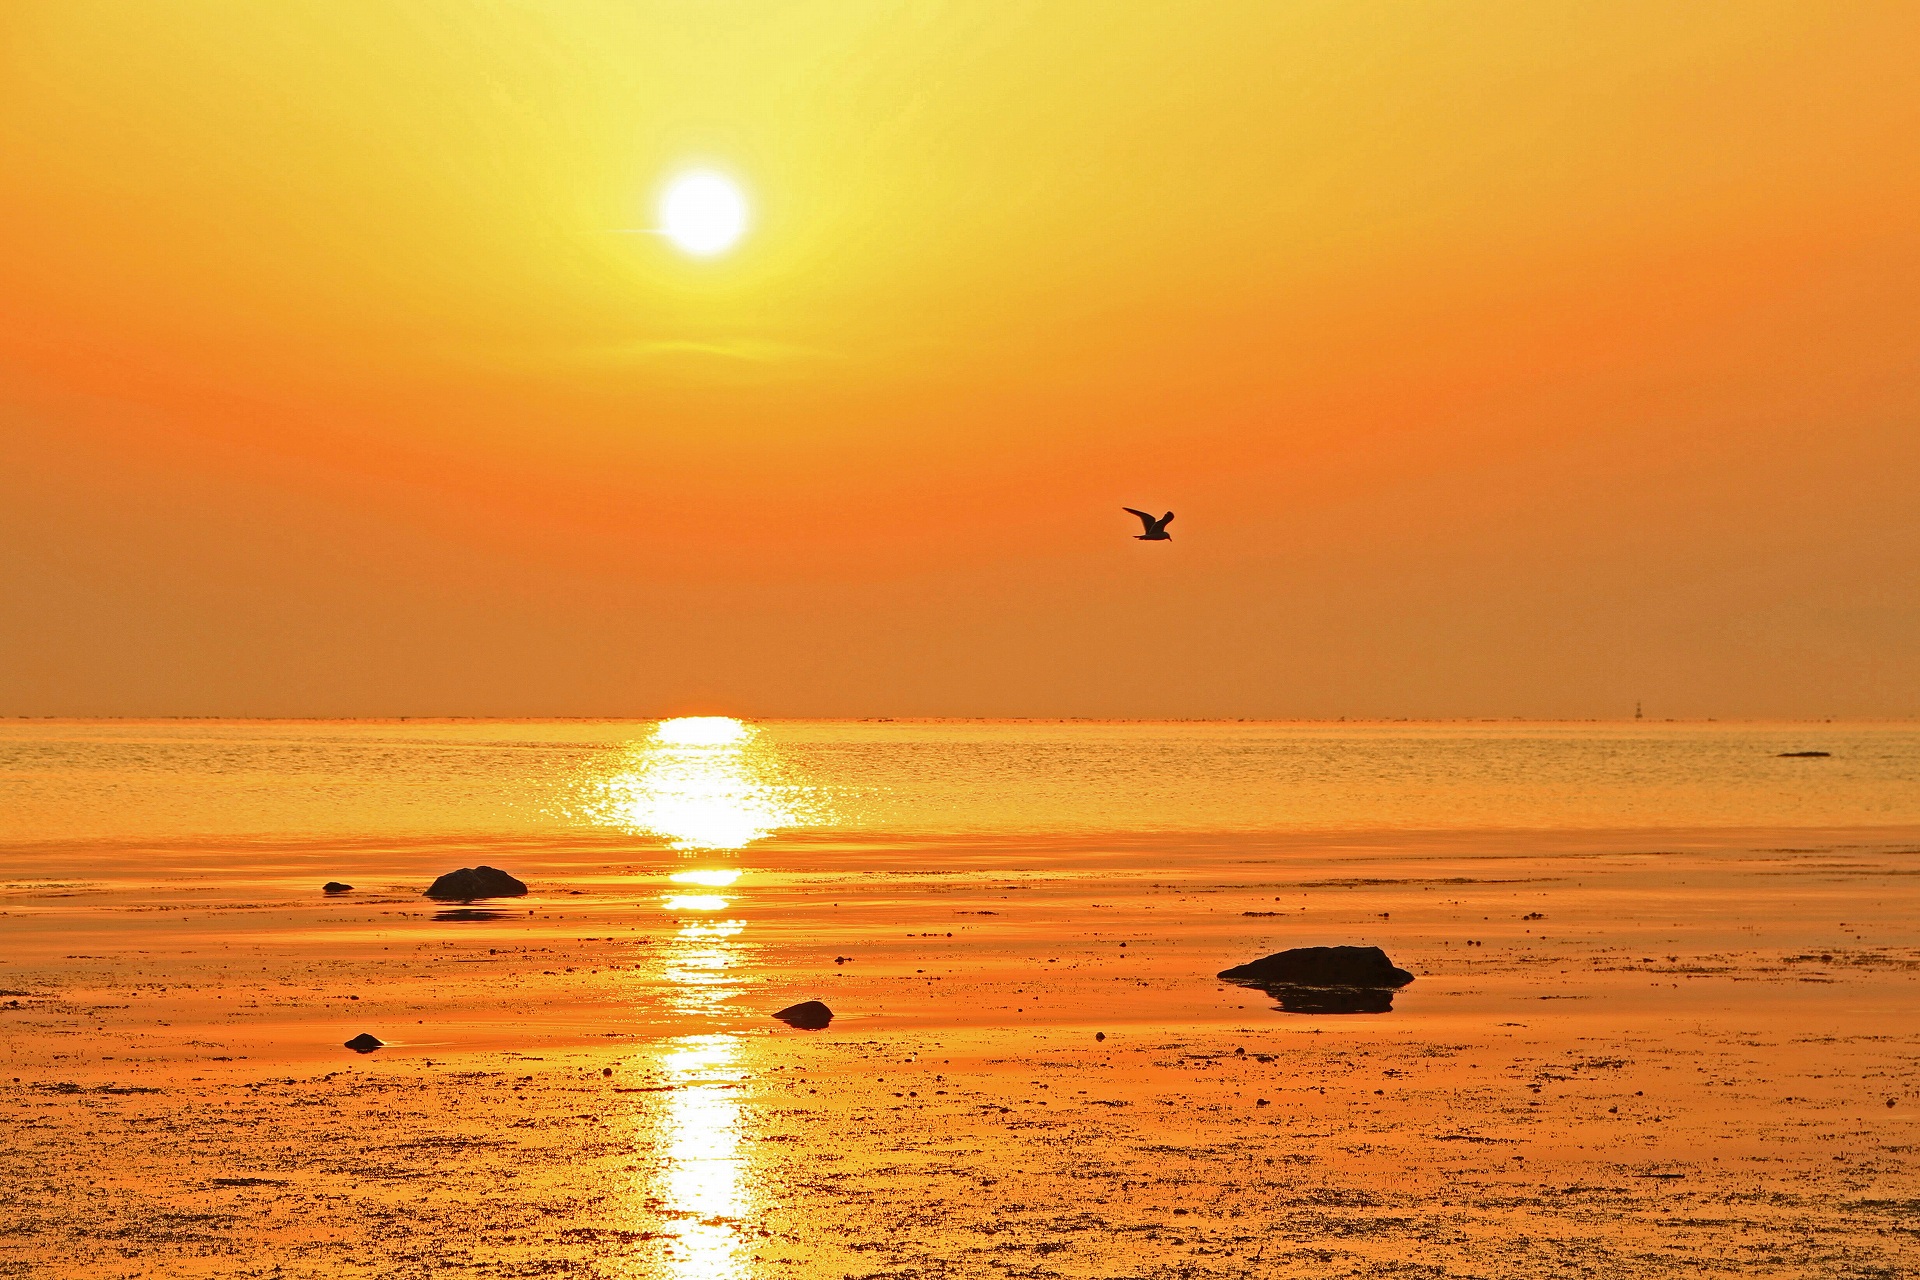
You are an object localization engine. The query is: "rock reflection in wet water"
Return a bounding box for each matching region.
[1227,982,1401,1014]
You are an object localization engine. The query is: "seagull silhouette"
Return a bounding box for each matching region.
[1124,508,1174,541]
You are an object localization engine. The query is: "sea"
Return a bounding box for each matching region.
[2,718,1916,848]
[6,718,1919,1277]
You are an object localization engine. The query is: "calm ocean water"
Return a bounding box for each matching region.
[1,719,1915,847]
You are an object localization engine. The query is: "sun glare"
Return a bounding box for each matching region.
[663,893,731,913]
[658,172,747,257]
[654,715,749,747]
[587,714,821,850]
[669,869,742,888]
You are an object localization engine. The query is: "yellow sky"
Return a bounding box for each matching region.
[1,2,1916,716]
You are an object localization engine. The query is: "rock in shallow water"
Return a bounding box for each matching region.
[322,882,353,894]
[1219,946,1414,1016]
[773,1000,834,1030]
[424,866,528,901]
[344,1033,383,1053]
[1217,945,1414,988]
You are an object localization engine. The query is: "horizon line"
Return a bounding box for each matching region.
[0,714,1906,726]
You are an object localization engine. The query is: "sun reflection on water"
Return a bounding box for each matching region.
[610,718,787,1273]
[670,869,742,888]
[655,1034,748,1280]
[663,893,732,913]
[662,918,747,1018]
[590,717,823,850]
[637,892,756,1277]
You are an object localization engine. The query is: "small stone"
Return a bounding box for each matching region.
[344,1033,383,1054]
[773,1000,834,1030]
[1095,1032,1106,1042]
[322,882,352,894]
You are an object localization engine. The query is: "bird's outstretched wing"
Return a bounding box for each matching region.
[1123,507,1156,530]
[1159,512,1174,527]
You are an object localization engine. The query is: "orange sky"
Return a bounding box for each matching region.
[2,2,1916,717]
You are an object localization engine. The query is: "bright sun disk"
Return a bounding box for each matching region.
[659,171,747,257]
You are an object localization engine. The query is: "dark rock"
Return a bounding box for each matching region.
[1219,945,1413,988]
[424,866,528,901]
[773,1000,834,1030]
[1778,751,1830,758]
[322,882,353,894]
[1219,945,1414,1017]
[344,1033,383,1054]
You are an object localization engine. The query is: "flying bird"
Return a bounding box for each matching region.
[1124,508,1174,541]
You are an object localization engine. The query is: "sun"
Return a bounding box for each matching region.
[658,171,748,257]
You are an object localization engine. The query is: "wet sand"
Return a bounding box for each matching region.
[4,827,1919,1277]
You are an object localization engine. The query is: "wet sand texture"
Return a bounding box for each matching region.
[3,826,1917,1277]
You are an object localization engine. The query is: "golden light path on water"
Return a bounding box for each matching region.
[652,1033,750,1280]
[643,916,754,1278]
[670,869,742,888]
[594,716,820,851]
[598,718,802,1276]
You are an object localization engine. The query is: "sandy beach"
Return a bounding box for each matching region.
[6,801,1918,1277]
